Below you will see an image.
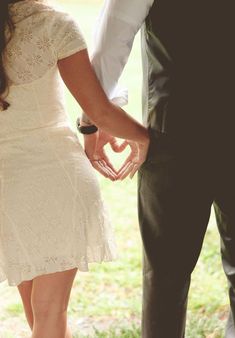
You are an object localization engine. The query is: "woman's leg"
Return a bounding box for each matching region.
[17,275,74,337]
[17,280,34,330]
[31,267,78,338]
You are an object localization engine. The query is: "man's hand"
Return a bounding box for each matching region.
[117,138,150,180]
[83,129,127,181]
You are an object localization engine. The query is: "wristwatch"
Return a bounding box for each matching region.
[76,118,98,135]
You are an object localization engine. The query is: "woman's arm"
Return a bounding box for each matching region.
[57,49,149,145]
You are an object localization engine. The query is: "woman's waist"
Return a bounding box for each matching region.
[0,107,75,139]
[0,124,82,157]
[0,125,85,176]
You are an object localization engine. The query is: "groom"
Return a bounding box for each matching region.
[81,0,235,337]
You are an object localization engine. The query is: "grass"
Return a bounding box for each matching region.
[0,1,230,337]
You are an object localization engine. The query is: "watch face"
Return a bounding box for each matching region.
[78,124,98,135]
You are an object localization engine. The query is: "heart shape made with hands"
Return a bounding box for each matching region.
[106,140,131,170]
[91,139,141,181]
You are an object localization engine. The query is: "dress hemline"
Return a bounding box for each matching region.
[0,244,117,287]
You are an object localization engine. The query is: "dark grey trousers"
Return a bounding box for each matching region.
[137,131,235,338]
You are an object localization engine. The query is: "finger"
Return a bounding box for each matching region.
[118,162,136,180]
[117,155,133,174]
[102,155,119,174]
[129,163,140,179]
[117,144,142,174]
[89,154,117,178]
[93,146,118,174]
[119,163,136,180]
[118,140,129,152]
[91,161,109,178]
[99,160,117,180]
[121,161,141,180]
[89,154,117,177]
[109,139,128,153]
[117,152,138,174]
[98,160,117,181]
[91,161,116,181]
[117,160,132,178]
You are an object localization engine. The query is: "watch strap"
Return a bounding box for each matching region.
[76,118,98,135]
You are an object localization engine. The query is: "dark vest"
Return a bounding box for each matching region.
[141,0,235,151]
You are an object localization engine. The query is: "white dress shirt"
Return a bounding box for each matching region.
[91,0,154,107]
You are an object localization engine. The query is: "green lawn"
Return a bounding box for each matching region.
[0,1,230,337]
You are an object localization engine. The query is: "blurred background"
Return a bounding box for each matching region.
[0,1,229,337]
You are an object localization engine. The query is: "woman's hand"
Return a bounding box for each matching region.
[117,133,150,180]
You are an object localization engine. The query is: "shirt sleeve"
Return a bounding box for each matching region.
[50,11,87,60]
[91,0,154,106]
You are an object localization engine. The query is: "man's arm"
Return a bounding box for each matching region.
[82,0,154,123]
[81,0,153,180]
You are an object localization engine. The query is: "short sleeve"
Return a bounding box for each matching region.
[50,11,87,60]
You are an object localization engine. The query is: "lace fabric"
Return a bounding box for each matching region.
[5,0,87,85]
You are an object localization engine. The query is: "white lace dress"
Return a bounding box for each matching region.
[0,0,116,286]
